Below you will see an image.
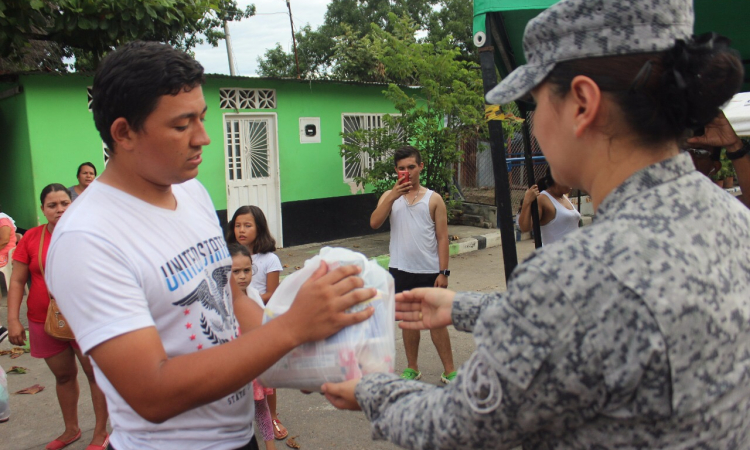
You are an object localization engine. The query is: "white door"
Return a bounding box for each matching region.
[224,114,283,246]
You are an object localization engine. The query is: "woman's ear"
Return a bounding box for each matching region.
[569,75,602,137]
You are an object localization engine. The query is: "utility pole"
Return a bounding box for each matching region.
[286,0,301,79]
[224,21,237,76]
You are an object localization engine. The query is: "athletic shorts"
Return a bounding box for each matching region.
[388,268,438,294]
[28,320,79,359]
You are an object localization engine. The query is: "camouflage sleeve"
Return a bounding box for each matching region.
[451,290,497,332]
[355,263,608,449]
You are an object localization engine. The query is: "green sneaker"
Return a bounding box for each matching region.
[400,368,422,380]
[440,371,457,384]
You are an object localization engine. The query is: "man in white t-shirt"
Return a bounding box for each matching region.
[370,146,455,384]
[45,41,374,450]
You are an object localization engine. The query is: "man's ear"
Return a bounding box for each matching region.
[569,75,602,138]
[110,117,136,152]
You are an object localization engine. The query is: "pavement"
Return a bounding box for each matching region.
[0,224,508,450]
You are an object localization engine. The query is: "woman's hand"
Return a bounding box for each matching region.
[396,288,456,330]
[322,379,361,411]
[7,318,26,346]
[524,185,540,203]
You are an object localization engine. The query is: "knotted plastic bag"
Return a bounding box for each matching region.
[258,247,395,391]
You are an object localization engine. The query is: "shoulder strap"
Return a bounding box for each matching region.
[38,226,54,301]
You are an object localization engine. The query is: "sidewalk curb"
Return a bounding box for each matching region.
[371,230,502,269]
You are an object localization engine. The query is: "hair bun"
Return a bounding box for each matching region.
[660,33,744,130]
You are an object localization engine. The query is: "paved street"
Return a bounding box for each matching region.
[0,228,536,450]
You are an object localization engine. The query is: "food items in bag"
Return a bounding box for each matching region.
[258,247,395,391]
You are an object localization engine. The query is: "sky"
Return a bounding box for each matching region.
[192,0,332,76]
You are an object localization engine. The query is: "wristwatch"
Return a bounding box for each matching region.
[726,140,750,160]
[438,269,451,277]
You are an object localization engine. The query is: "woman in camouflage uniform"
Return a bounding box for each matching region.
[323,0,750,448]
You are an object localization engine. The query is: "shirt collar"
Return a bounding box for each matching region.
[596,152,696,218]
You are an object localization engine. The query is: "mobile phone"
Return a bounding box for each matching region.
[397,170,410,184]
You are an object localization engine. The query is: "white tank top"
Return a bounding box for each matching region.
[539,190,581,245]
[388,189,439,273]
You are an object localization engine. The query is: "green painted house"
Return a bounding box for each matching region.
[0,73,402,246]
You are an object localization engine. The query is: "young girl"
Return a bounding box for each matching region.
[228,243,277,450]
[227,206,288,440]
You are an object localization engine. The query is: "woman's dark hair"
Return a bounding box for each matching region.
[226,205,276,254]
[227,243,252,262]
[76,162,97,177]
[92,41,205,151]
[40,184,71,205]
[537,166,556,192]
[546,34,743,147]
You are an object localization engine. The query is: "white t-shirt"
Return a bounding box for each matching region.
[46,180,254,450]
[250,252,282,294]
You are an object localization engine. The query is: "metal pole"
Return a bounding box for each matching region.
[286,0,301,79]
[479,16,518,281]
[519,103,543,248]
[224,21,237,76]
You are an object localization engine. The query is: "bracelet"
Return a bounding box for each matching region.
[726,140,750,160]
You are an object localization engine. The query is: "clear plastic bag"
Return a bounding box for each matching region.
[0,364,9,422]
[258,247,395,391]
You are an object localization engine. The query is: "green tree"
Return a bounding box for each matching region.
[339,15,486,198]
[256,0,477,80]
[0,0,255,72]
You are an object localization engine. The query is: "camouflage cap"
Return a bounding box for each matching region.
[486,0,694,105]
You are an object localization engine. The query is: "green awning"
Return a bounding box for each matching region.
[474,0,750,91]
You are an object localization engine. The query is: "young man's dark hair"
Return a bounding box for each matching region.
[92,41,205,151]
[393,146,422,166]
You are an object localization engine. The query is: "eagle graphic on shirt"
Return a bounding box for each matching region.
[172,266,233,332]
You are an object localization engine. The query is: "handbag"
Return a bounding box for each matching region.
[39,226,75,341]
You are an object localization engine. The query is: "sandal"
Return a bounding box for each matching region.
[272,418,288,440]
[46,429,82,450]
[85,434,110,450]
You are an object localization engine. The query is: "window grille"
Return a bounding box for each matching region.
[220,88,276,110]
[225,118,270,181]
[342,113,404,181]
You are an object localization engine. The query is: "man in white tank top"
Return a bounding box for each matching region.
[370,146,456,383]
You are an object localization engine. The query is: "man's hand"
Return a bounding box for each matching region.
[388,176,412,202]
[284,261,376,345]
[322,379,361,410]
[434,273,448,288]
[396,288,455,330]
[686,111,743,152]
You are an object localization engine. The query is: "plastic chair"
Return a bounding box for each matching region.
[0,246,14,294]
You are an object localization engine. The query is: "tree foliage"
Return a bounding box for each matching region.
[256,0,474,79]
[339,15,487,198]
[0,0,255,72]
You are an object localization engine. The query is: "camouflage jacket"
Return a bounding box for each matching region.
[356,153,750,449]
